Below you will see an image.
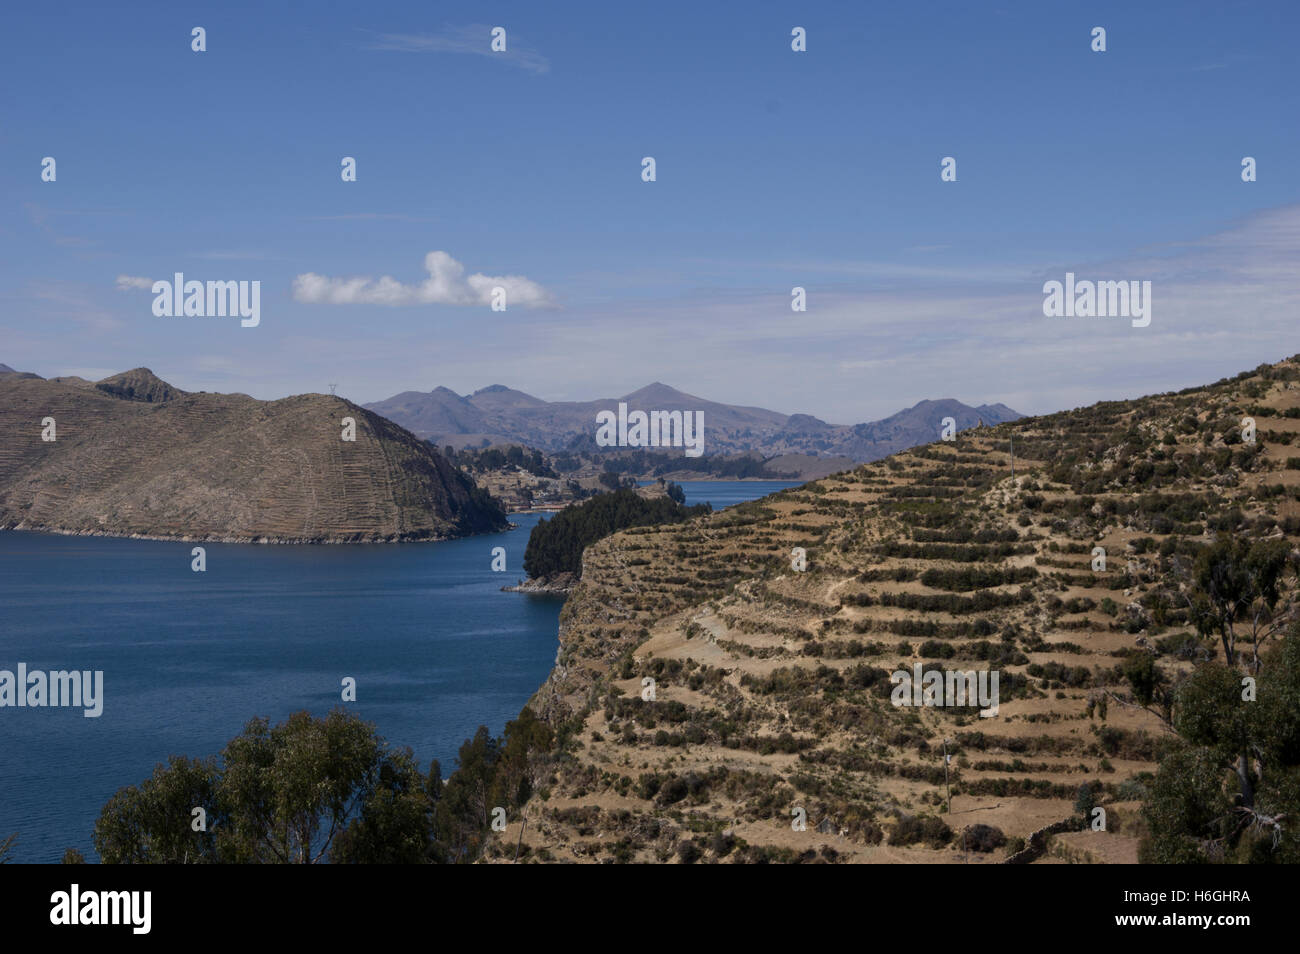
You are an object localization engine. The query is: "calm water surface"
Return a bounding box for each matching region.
[645,479,802,509]
[0,481,795,862]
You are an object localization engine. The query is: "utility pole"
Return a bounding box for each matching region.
[942,738,952,815]
[943,737,966,861]
[328,383,338,397]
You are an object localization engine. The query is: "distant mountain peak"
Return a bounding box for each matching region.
[0,363,41,380]
[620,382,698,404]
[95,368,187,404]
[366,381,1022,462]
[467,384,546,407]
[786,413,832,431]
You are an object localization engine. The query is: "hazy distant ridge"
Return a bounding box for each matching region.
[365,382,1022,462]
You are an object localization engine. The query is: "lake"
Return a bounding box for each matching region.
[0,480,796,862]
[643,479,803,510]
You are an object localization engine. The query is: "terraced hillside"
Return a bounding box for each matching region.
[496,357,1300,863]
[0,369,506,542]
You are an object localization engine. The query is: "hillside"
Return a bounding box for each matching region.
[365,382,1021,463]
[488,357,1300,864]
[0,368,507,543]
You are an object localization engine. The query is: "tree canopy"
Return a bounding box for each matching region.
[522,488,710,580]
[1139,630,1300,862]
[93,707,553,864]
[1132,533,1300,863]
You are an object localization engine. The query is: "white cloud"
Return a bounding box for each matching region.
[51,206,1300,428]
[114,275,153,291]
[326,203,1300,422]
[366,25,549,74]
[293,251,556,308]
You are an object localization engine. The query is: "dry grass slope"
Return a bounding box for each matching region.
[494,356,1300,864]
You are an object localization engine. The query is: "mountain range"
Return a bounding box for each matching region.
[364,382,1022,462]
[0,365,505,543]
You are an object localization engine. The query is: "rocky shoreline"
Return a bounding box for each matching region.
[501,571,577,595]
[0,523,468,546]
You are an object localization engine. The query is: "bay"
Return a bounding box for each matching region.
[665,479,802,510]
[0,480,794,862]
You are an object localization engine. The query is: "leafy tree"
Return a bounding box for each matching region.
[94,709,557,865]
[1186,535,1296,671]
[1129,534,1300,862]
[1073,782,1097,818]
[217,709,389,863]
[493,708,554,808]
[93,755,222,863]
[429,708,552,863]
[432,727,500,863]
[1119,652,1173,723]
[1139,626,1300,863]
[95,709,420,864]
[332,746,432,863]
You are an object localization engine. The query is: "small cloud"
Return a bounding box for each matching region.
[115,275,154,291]
[293,251,556,308]
[365,24,549,74]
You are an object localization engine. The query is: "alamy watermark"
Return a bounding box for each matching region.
[890,664,999,717]
[151,273,260,327]
[595,402,705,457]
[0,664,103,717]
[1042,272,1150,328]
[50,884,150,934]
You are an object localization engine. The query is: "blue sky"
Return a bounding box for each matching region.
[2,0,1297,423]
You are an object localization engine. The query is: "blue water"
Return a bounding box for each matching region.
[645,479,803,510]
[0,481,789,863]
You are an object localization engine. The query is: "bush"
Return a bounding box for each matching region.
[962,824,1007,853]
[890,814,952,848]
[676,839,703,864]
